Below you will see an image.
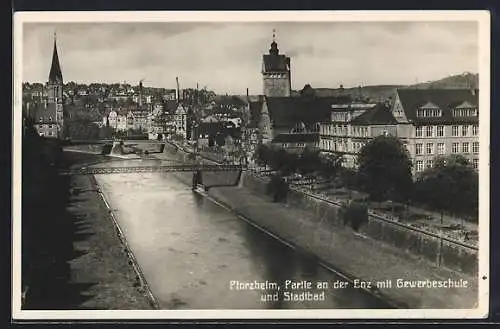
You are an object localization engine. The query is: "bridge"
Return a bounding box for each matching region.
[62,139,165,146]
[60,164,244,176]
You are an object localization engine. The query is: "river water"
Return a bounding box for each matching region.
[93,159,391,310]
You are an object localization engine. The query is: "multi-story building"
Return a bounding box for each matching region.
[254,95,351,151]
[319,103,397,167]
[391,88,479,173]
[262,32,291,97]
[116,109,128,131]
[175,104,188,139]
[127,108,149,132]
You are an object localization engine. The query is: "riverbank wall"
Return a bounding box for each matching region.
[161,142,477,276]
[241,173,478,276]
[155,143,478,308]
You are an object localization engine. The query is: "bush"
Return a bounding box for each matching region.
[266,173,289,203]
[101,143,112,155]
[339,202,368,232]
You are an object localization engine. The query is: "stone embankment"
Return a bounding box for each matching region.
[155,142,479,309]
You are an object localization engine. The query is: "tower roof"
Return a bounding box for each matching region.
[48,33,63,84]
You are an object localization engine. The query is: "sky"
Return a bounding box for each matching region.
[21,21,479,94]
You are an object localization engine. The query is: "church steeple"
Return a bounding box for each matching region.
[48,32,63,84]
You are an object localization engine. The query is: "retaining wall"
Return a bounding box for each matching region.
[241,173,478,275]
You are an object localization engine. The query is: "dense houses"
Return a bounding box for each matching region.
[22,32,480,176]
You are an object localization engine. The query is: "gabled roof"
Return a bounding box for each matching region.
[396,88,479,124]
[419,101,440,110]
[455,101,476,109]
[266,96,352,128]
[349,104,397,125]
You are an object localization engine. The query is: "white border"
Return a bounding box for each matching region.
[12,10,491,320]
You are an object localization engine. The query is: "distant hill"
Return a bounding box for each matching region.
[231,72,479,103]
[289,72,479,102]
[410,72,478,90]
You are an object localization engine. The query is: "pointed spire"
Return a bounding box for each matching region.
[48,32,63,84]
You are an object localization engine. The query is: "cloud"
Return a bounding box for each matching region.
[21,21,479,94]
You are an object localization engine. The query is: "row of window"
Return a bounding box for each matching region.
[415,142,479,155]
[321,139,363,153]
[415,158,479,172]
[415,108,478,118]
[331,113,351,122]
[416,109,442,118]
[415,124,478,138]
[452,109,478,117]
[39,131,55,137]
[321,125,369,137]
[266,74,287,79]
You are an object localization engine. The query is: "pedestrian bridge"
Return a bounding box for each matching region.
[60,163,244,175]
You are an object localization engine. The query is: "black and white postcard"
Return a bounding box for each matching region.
[12,10,490,319]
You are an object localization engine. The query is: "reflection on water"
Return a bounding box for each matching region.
[94,162,391,310]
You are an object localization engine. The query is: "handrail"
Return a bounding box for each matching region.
[245,172,478,252]
[295,187,478,251]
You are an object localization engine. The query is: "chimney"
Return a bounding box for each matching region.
[196,82,199,105]
[176,77,180,102]
[246,88,249,100]
[139,81,143,107]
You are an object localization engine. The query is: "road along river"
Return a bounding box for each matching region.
[93,159,392,309]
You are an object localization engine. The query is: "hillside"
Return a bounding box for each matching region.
[287,72,480,102]
[411,72,478,89]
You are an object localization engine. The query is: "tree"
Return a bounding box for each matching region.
[356,135,413,202]
[298,147,322,176]
[319,153,344,178]
[339,202,368,232]
[413,155,478,221]
[269,148,288,172]
[281,152,299,176]
[255,144,272,167]
[266,173,289,203]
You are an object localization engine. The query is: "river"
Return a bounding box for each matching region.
[93,158,391,310]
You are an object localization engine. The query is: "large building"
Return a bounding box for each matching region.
[319,88,480,173]
[391,88,480,173]
[262,32,291,97]
[29,34,65,138]
[319,103,397,167]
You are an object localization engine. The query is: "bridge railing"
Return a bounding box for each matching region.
[60,164,244,175]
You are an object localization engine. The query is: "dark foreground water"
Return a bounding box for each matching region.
[93,159,391,310]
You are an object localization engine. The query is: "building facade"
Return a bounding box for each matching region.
[319,103,397,168]
[391,89,479,173]
[175,104,188,139]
